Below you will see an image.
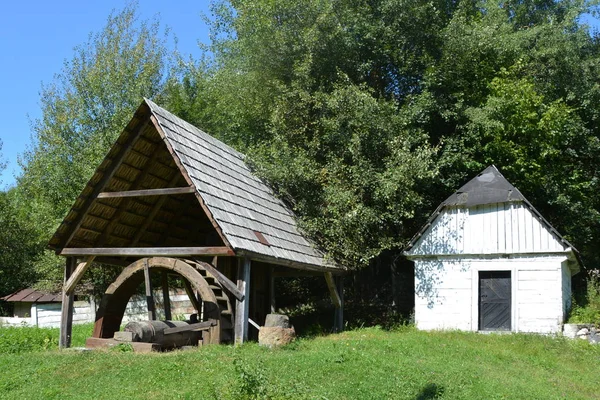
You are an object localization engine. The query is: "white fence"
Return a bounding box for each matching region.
[0,289,194,328]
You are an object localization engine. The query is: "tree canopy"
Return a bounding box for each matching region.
[3,0,600,298]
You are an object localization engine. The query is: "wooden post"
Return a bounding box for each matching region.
[334,276,344,332]
[59,257,76,349]
[234,257,251,344]
[161,272,171,321]
[269,266,276,313]
[144,259,156,320]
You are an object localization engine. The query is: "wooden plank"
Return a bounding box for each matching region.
[248,318,260,330]
[59,257,76,349]
[63,256,96,294]
[324,272,341,309]
[183,279,202,312]
[163,320,216,335]
[60,247,235,257]
[97,187,196,199]
[58,117,149,250]
[161,271,172,321]
[144,259,156,321]
[85,337,160,353]
[334,276,344,332]
[190,259,244,301]
[234,257,251,344]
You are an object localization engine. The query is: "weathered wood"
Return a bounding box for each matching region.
[183,279,202,312]
[144,259,156,320]
[58,117,149,250]
[248,318,260,330]
[150,114,233,249]
[63,256,96,294]
[97,186,196,199]
[324,272,342,309]
[60,247,235,257]
[334,276,344,333]
[234,257,251,344]
[59,257,76,349]
[163,320,216,335]
[237,250,344,274]
[161,272,172,321]
[269,266,276,313]
[85,337,160,353]
[189,259,244,301]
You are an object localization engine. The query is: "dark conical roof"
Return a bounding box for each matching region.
[442,165,525,207]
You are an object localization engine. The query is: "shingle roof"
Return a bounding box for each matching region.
[405,165,580,263]
[146,99,336,270]
[2,288,61,303]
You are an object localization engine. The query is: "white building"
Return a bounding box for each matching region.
[405,166,580,334]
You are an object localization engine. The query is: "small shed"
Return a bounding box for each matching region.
[0,288,94,327]
[405,166,580,334]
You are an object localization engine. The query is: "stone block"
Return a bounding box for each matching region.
[264,314,291,328]
[259,326,295,347]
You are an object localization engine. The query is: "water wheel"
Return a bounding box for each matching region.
[92,257,234,344]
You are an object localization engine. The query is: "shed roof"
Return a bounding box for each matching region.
[49,99,339,272]
[2,288,61,303]
[405,166,580,265]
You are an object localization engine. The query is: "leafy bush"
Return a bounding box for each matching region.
[569,270,600,324]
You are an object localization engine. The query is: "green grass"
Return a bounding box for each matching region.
[0,323,92,354]
[0,326,598,399]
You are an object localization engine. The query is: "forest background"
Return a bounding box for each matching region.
[1,0,600,324]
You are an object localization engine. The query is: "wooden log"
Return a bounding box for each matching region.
[63,256,96,295]
[234,257,251,344]
[324,272,342,309]
[161,272,172,321]
[60,247,235,257]
[124,320,201,348]
[144,260,156,320]
[59,257,76,349]
[97,187,196,199]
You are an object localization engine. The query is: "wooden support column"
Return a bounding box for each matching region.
[183,279,202,313]
[161,272,172,321]
[269,266,276,313]
[59,257,76,349]
[234,257,251,344]
[334,276,344,333]
[143,259,156,320]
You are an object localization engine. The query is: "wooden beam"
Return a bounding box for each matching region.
[63,256,96,294]
[325,272,342,309]
[334,276,344,333]
[58,117,149,250]
[183,279,202,312]
[144,259,156,320]
[129,172,181,247]
[97,187,196,199]
[189,259,244,302]
[60,247,235,257]
[248,318,260,330]
[236,249,345,274]
[269,266,276,313]
[163,320,216,335]
[161,272,172,321]
[59,257,76,349]
[234,257,251,344]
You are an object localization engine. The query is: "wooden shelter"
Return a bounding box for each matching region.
[405,166,580,334]
[50,99,344,348]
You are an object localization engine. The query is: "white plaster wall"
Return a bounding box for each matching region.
[414,256,566,333]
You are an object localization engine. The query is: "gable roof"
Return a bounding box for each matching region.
[49,99,339,272]
[2,288,61,303]
[405,166,580,266]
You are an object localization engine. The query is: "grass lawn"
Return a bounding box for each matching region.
[0,325,598,399]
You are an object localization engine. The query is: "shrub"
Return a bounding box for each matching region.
[569,269,600,325]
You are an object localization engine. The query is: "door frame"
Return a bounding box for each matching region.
[470,263,517,332]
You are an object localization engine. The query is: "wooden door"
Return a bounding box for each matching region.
[479,271,511,331]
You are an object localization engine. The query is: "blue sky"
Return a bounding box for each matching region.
[0,1,212,188]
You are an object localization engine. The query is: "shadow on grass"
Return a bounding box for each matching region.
[416,383,445,399]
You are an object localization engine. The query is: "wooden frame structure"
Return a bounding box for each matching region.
[50,99,345,348]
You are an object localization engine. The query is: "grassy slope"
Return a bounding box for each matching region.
[0,326,598,399]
